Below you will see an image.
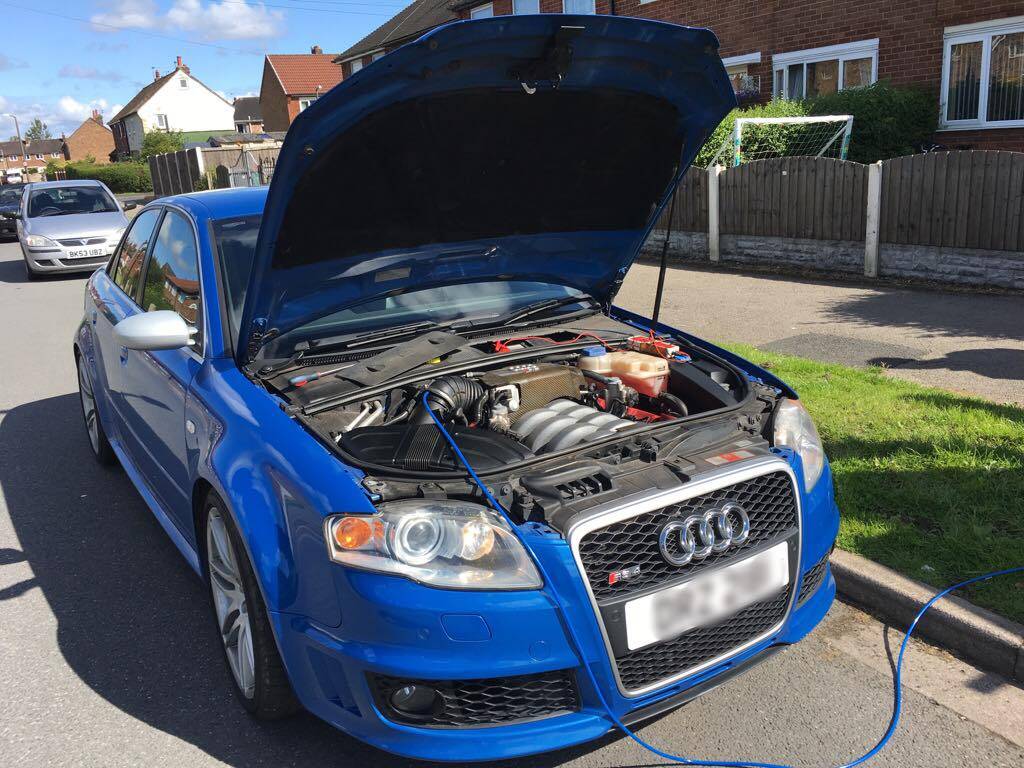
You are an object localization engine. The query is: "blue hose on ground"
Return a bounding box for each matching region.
[421,393,1023,768]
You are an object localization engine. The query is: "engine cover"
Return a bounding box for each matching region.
[481,364,586,414]
[513,399,631,453]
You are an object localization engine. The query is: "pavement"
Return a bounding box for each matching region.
[0,239,1022,767]
[618,263,1024,405]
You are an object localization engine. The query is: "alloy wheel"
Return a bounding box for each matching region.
[78,360,100,454]
[206,508,256,699]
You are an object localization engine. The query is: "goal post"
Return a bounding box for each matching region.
[706,114,855,168]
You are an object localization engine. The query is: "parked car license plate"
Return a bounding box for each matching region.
[624,542,790,651]
[67,247,106,259]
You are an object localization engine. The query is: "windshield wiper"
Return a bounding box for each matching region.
[307,320,448,353]
[464,294,600,330]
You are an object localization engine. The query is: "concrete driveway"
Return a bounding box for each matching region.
[619,263,1024,405]
[0,240,1021,767]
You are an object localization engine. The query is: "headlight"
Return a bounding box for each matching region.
[324,500,542,590]
[773,398,825,490]
[24,233,59,250]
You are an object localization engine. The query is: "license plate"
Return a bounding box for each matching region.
[624,542,790,651]
[67,247,105,259]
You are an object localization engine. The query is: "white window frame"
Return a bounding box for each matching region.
[298,96,318,111]
[470,3,493,19]
[562,0,596,12]
[350,58,363,74]
[371,49,385,61]
[179,78,188,88]
[155,114,169,130]
[771,39,878,100]
[941,16,1024,130]
[513,0,540,13]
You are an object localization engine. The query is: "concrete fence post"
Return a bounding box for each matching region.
[864,161,882,278]
[708,164,723,262]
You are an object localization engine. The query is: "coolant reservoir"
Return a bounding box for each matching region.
[578,349,669,398]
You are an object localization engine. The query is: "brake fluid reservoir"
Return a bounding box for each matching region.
[579,349,669,398]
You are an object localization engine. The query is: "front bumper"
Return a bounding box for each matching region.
[21,237,117,274]
[273,453,840,762]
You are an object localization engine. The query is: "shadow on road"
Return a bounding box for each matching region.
[871,347,1024,382]
[824,289,1024,343]
[0,393,612,767]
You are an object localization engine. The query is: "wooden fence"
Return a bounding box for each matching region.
[149,144,282,198]
[879,151,1024,252]
[662,150,1024,254]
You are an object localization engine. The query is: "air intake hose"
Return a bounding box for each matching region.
[411,375,486,425]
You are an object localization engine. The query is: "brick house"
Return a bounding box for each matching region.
[259,47,345,132]
[336,1,1024,152]
[233,97,264,134]
[0,138,67,176]
[64,110,116,164]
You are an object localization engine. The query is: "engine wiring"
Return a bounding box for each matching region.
[421,391,1023,768]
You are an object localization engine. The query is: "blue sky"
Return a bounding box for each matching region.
[0,0,407,137]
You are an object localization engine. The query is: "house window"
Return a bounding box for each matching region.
[563,0,596,12]
[772,39,877,99]
[155,114,169,130]
[722,52,761,99]
[298,96,318,112]
[470,3,493,18]
[350,59,363,74]
[371,50,385,61]
[179,78,187,88]
[513,0,540,12]
[942,17,1024,128]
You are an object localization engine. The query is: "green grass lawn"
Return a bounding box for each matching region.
[721,343,1024,624]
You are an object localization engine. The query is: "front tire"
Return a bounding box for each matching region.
[24,260,39,280]
[77,355,116,466]
[203,494,299,719]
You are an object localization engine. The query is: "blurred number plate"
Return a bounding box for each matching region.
[67,247,105,259]
[624,542,789,651]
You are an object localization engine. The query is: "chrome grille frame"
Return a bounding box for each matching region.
[565,456,802,697]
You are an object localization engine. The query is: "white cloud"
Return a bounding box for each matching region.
[59,64,124,82]
[0,95,7,113]
[90,0,283,41]
[57,96,112,122]
[90,0,158,32]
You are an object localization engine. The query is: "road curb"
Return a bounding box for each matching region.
[829,549,1024,683]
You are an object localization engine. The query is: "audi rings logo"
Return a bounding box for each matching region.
[658,503,751,567]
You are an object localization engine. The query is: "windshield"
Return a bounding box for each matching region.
[0,187,22,205]
[213,216,590,356]
[27,186,118,218]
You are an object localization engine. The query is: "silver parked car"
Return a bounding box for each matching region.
[16,180,135,280]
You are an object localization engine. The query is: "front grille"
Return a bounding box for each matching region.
[58,237,106,246]
[797,552,830,605]
[578,471,798,600]
[615,588,790,691]
[370,669,578,728]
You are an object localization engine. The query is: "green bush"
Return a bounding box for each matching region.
[695,99,811,167]
[141,130,184,159]
[63,161,153,193]
[809,81,938,163]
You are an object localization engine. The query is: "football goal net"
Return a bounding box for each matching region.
[706,115,854,168]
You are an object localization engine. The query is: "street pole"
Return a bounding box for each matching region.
[6,114,26,166]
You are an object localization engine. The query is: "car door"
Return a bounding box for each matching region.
[118,208,204,534]
[93,207,162,435]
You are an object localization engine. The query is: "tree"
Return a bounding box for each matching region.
[141,129,184,158]
[24,118,52,140]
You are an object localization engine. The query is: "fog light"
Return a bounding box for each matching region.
[389,684,441,716]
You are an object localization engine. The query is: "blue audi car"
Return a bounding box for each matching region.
[74,15,838,762]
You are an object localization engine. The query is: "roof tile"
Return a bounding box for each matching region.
[266,54,344,96]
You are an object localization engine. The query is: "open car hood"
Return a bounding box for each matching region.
[240,14,734,363]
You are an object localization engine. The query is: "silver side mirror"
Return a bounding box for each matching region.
[113,310,196,351]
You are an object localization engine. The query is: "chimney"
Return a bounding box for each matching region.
[91,109,103,125]
[176,55,190,75]
[311,45,323,55]
[154,68,161,80]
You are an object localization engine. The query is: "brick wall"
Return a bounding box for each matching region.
[66,119,115,164]
[260,60,292,132]
[447,0,1024,151]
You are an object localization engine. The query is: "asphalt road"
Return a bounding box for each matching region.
[0,240,1022,768]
